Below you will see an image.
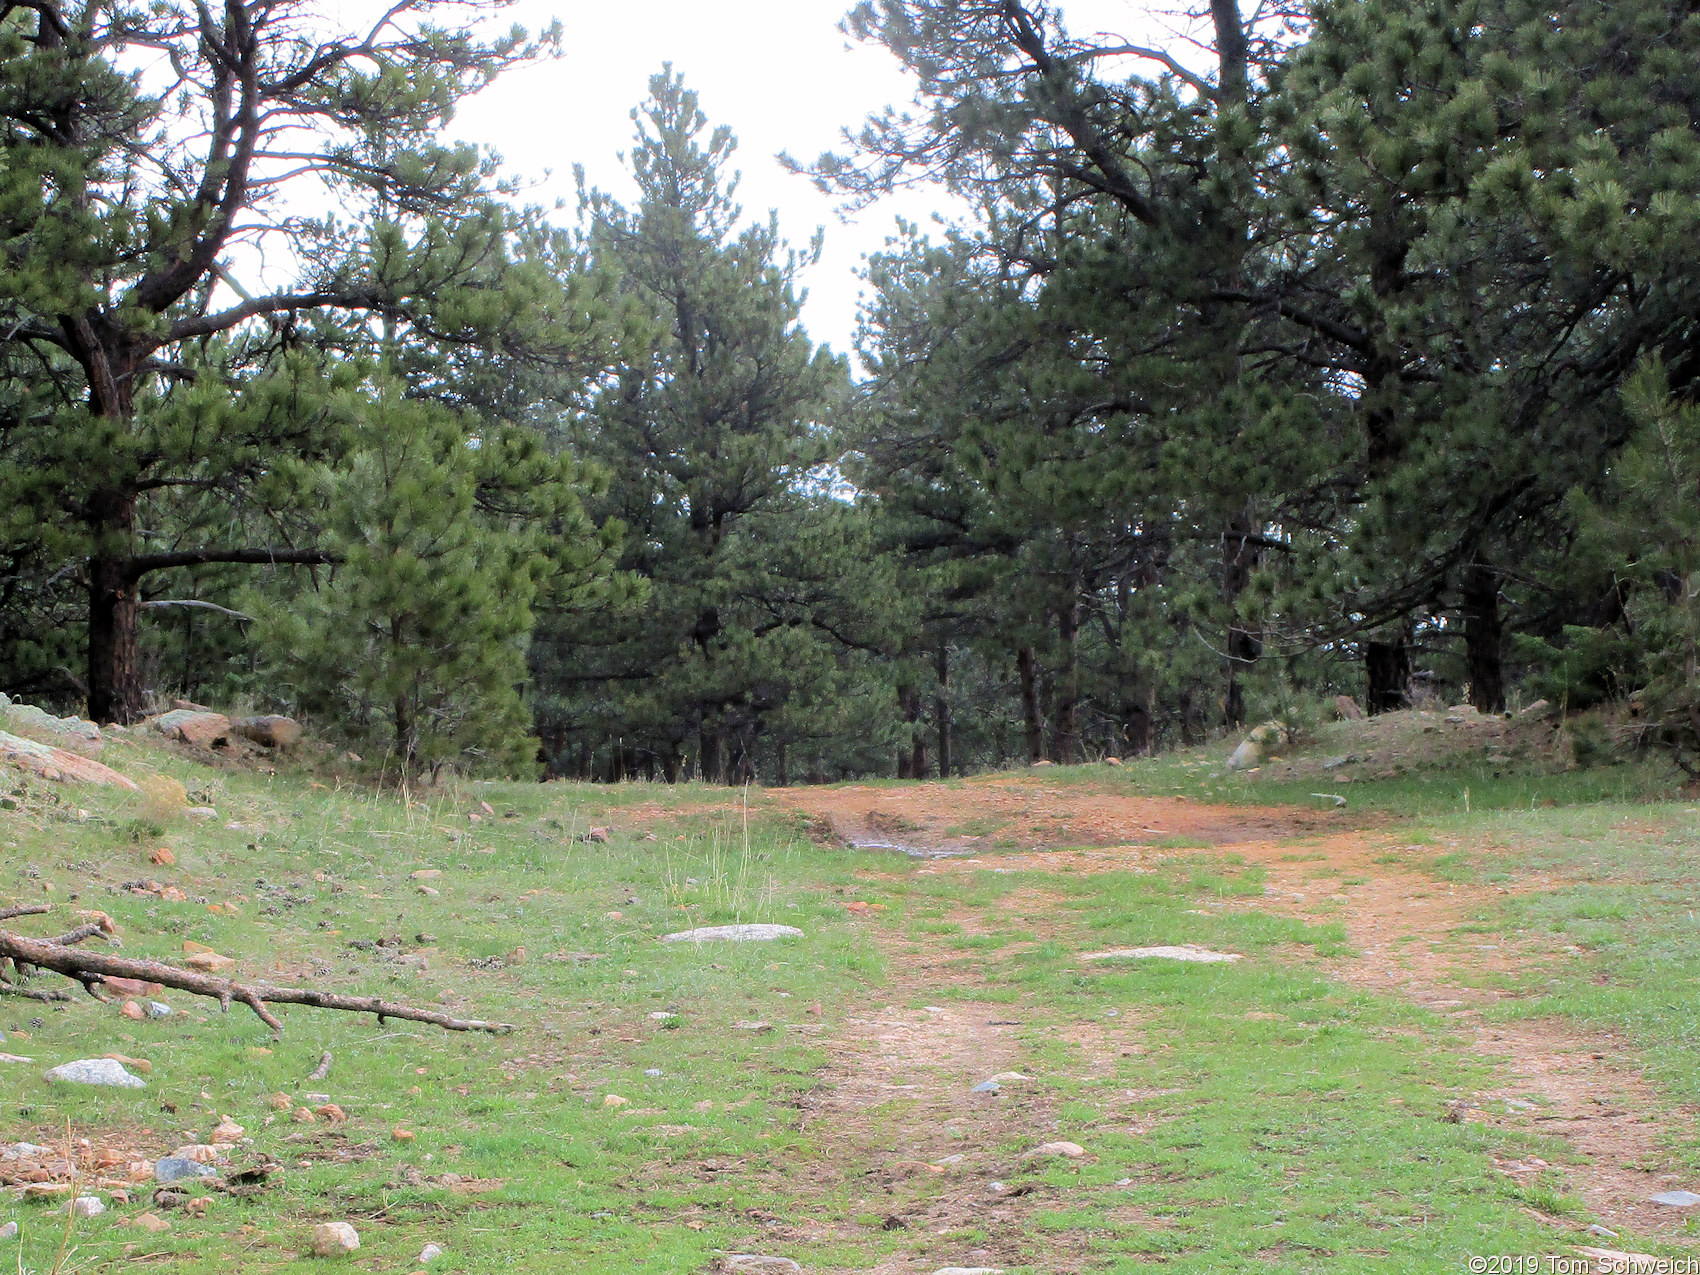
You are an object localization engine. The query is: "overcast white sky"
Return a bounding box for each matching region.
[446,0,1183,356]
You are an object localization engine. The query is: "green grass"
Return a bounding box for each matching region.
[0,749,1695,1270]
[1030,750,1684,818]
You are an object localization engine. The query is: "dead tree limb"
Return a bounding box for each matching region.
[0,931,513,1034]
[0,906,52,922]
[0,984,72,1002]
[47,924,112,947]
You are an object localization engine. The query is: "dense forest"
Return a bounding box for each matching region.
[3,0,1698,782]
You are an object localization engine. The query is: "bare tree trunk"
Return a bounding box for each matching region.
[1463,562,1506,713]
[1016,646,1043,763]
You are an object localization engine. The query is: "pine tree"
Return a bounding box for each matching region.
[532,70,852,783]
[0,0,613,720]
[255,373,615,776]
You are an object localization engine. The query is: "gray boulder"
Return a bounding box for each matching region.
[45,1058,147,1088]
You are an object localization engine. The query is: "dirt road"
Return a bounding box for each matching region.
[773,777,1698,1253]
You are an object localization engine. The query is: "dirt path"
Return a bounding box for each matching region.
[777,778,1700,1248]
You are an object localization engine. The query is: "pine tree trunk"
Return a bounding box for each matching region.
[934,644,951,779]
[1365,634,1412,714]
[1221,505,1263,731]
[1121,700,1151,757]
[83,478,147,723]
[1463,562,1506,713]
[1017,646,1043,763]
[699,723,722,785]
[1053,601,1081,763]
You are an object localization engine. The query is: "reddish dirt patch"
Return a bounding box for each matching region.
[776,776,1337,855]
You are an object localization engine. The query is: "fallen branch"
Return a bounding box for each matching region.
[0,906,51,922]
[307,1051,332,1081]
[0,984,72,1002]
[46,924,112,948]
[0,931,513,1034]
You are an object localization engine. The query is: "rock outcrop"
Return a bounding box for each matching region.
[0,731,138,789]
[231,715,302,748]
[151,709,230,748]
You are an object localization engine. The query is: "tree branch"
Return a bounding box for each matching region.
[127,547,336,582]
[0,930,513,1034]
[140,598,255,622]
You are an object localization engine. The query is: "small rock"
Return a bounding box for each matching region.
[602,1094,629,1108]
[121,1000,145,1020]
[145,1001,172,1018]
[2,1143,50,1160]
[970,1080,1000,1094]
[723,1258,801,1273]
[410,869,442,879]
[0,1221,15,1240]
[1024,1141,1086,1159]
[419,1243,445,1263]
[1081,945,1241,964]
[103,1051,151,1074]
[392,1127,415,1142]
[578,827,610,843]
[314,1104,346,1124]
[45,1058,146,1088]
[291,1107,316,1123]
[68,1196,104,1218]
[132,1212,170,1233]
[209,1116,245,1142]
[154,1157,217,1183]
[732,1020,773,1033]
[309,1220,361,1257]
[1650,1189,1700,1208]
[149,846,175,866]
[182,941,235,973]
[988,1072,1031,1083]
[648,1011,677,1021]
[644,1068,663,1077]
[267,1092,293,1111]
[184,806,218,819]
[1587,1224,1619,1238]
[934,1268,1005,1275]
[660,924,804,944]
[170,1145,220,1163]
